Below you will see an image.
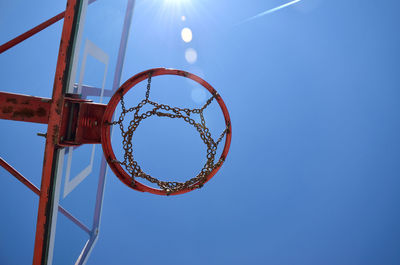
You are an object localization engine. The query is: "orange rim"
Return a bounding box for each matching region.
[101,68,232,195]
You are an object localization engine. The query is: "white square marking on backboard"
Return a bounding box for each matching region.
[63,39,109,198]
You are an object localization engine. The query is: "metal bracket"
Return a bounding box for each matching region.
[58,95,106,147]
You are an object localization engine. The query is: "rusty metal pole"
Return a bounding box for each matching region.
[32,0,83,264]
[0,92,51,124]
[0,0,97,54]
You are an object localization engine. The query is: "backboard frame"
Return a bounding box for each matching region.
[32,1,84,263]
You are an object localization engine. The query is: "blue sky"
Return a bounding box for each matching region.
[1,0,400,264]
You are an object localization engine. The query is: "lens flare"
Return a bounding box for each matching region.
[181,27,193,43]
[185,48,197,64]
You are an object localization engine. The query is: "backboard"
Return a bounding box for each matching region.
[43,0,135,264]
[0,0,134,263]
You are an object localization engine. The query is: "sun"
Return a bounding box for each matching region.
[154,0,197,28]
[163,0,190,5]
[160,0,193,14]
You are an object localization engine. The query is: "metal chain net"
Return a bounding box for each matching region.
[111,73,228,194]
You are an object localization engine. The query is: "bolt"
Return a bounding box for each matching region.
[37,132,47,138]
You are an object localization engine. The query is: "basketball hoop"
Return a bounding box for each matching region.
[100,68,232,195]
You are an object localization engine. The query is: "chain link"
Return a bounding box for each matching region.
[112,73,227,194]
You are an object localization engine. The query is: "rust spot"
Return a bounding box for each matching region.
[52,125,59,145]
[6,98,17,104]
[55,98,62,115]
[2,106,13,113]
[21,100,30,105]
[13,108,35,119]
[36,107,47,117]
[179,70,189,77]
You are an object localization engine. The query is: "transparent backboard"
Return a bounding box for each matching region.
[47,0,134,264]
